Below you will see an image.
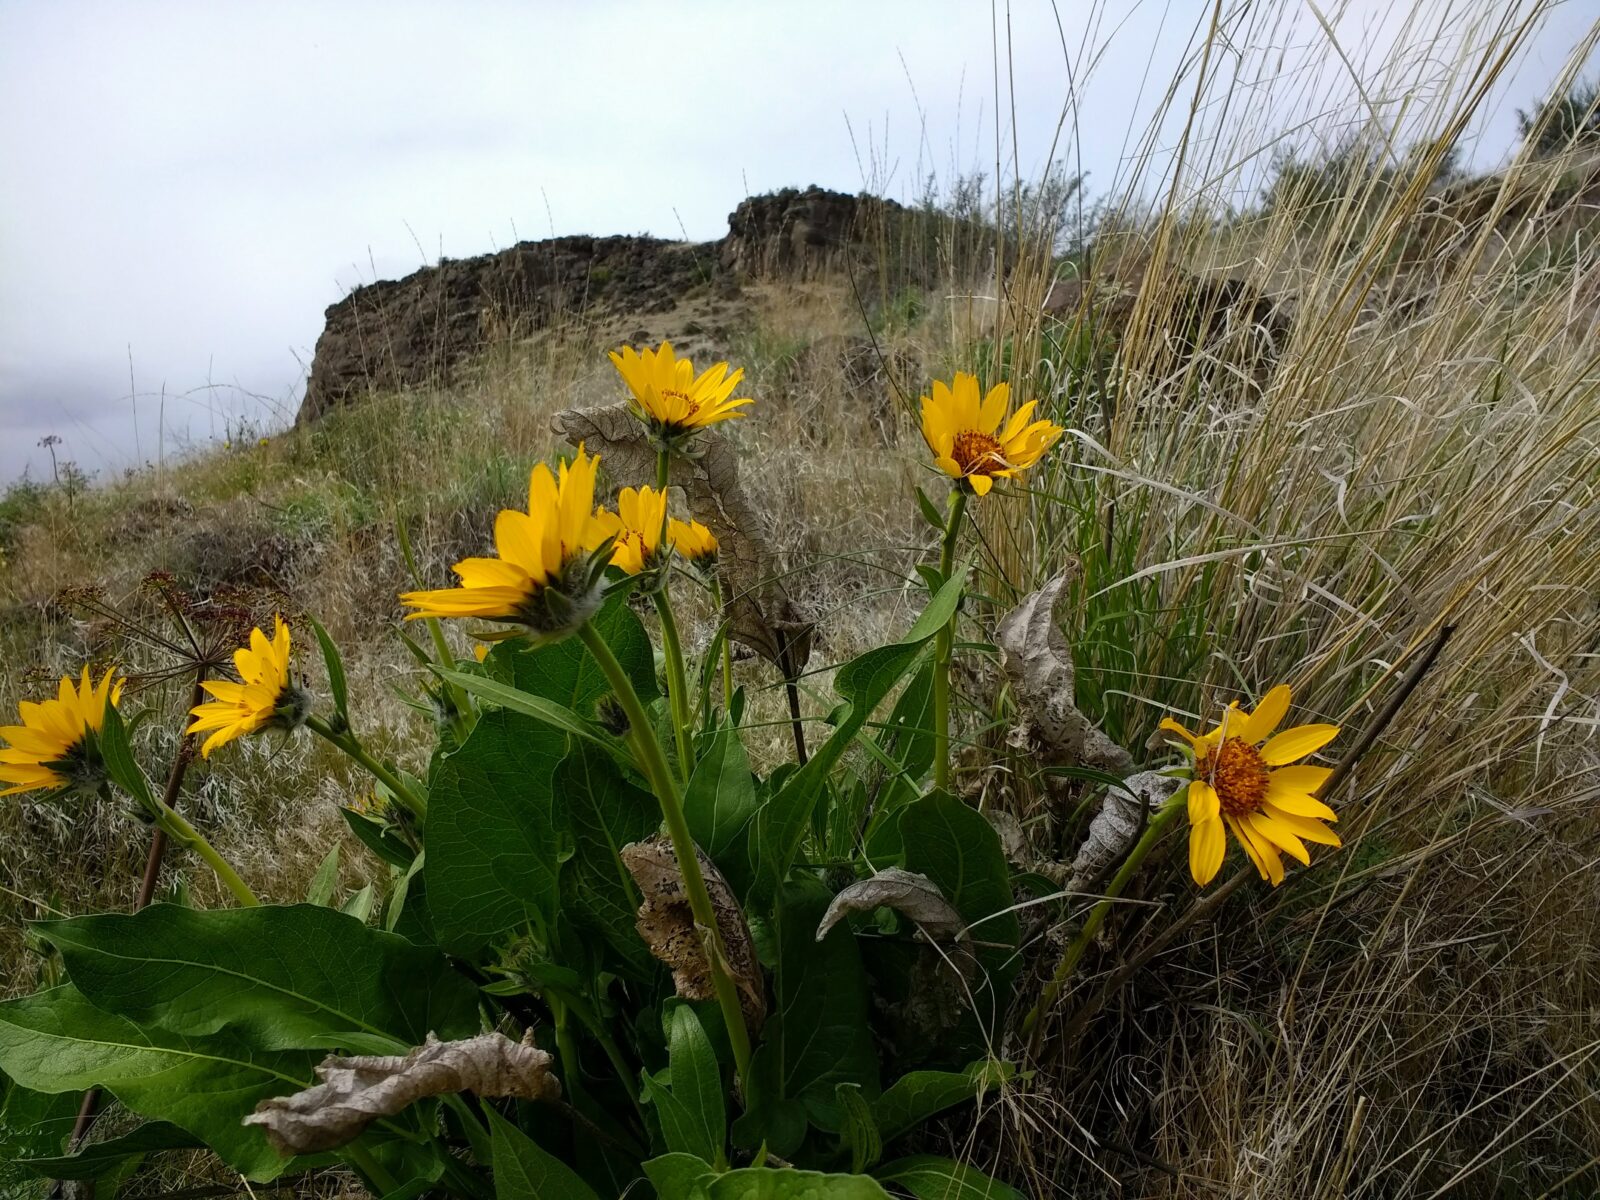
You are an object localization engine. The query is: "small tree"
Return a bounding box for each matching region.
[1517,78,1600,157]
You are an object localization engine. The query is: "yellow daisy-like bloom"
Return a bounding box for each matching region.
[609,341,752,438]
[400,446,614,638]
[919,372,1064,496]
[187,615,305,758]
[668,518,718,565]
[594,486,669,576]
[0,667,123,796]
[1162,684,1341,887]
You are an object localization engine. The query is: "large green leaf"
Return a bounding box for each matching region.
[684,723,760,891]
[488,1106,601,1200]
[0,985,314,1181]
[645,1005,726,1165]
[898,793,1020,983]
[428,597,659,957]
[707,1168,892,1198]
[875,1155,1023,1199]
[748,879,877,1138]
[751,577,963,902]
[425,707,570,954]
[644,1152,717,1198]
[18,1119,200,1180]
[872,1060,1014,1145]
[488,592,659,713]
[38,903,478,1051]
[556,742,658,976]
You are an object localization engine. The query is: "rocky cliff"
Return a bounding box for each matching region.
[296,187,912,424]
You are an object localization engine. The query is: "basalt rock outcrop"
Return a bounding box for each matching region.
[296,187,914,424]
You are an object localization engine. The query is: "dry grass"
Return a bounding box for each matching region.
[4,1,1600,1195]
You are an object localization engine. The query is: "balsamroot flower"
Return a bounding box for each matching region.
[187,615,310,757]
[400,446,614,641]
[0,667,123,797]
[609,341,752,441]
[919,372,1063,496]
[1162,684,1341,887]
[668,518,718,568]
[595,486,669,577]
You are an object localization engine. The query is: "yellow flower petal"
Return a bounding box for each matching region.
[1246,811,1311,866]
[1240,684,1291,744]
[1190,814,1226,885]
[1188,779,1220,823]
[1261,723,1340,766]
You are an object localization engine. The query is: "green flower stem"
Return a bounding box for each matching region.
[653,590,695,785]
[344,1140,400,1195]
[577,620,754,1092]
[425,615,475,742]
[1021,794,1185,1053]
[306,714,428,821]
[712,576,734,719]
[549,985,648,1129]
[152,803,260,907]
[931,488,969,792]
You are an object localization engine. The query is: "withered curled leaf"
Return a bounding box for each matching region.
[621,836,766,1034]
[243,1031,558,1156]
[996,567,1133,777]
[1067,770,1182,893]
[815,867,966,944]
[553,403,813,676]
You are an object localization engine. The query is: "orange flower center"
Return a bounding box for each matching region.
[1196,736,1269,817]
[952,429,1006,476]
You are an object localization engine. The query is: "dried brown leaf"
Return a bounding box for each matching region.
[552,403,814,675]
[995,567,1133,776]
[621,836,767,1034]
[815,867,966,944]
[243,1031,558,1156]
[1066,770,1182,892]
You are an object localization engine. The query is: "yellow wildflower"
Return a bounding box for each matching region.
[1162,685,1341,887]
[919,372,1063,496]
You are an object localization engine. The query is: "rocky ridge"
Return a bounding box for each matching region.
[296,187,910,424]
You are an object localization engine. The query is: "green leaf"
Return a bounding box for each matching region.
[425,707,570,954]
[898,793,1021,985]
[872,1060,1014,1145]
[489,591,660,711]
[0,985,315,1181]
[435,669,614,750]
[684,723,760,892]
[914,486,947,533]
[836,1083,882,1173]
[97,702,157,815]
[875,1155,1023,1199]
[306,844,341,906]
[706,1167,892,1198]
[644,1152,717,1199]
[309,614,350,721]
[18,1119,200,1180]
[341,807,416,869]
[556,743,658,976]
[751,577,963,901]
[342,882,378,923]
[487,1106,601,1200]
[651,1005,725,1165]
[37,903,478,1051]
[748,879,877,1137]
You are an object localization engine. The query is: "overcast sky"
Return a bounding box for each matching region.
[1,1,1594,484]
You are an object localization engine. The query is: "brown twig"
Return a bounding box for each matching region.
[54,665,210,1197]
[1044,622,1456,1052]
